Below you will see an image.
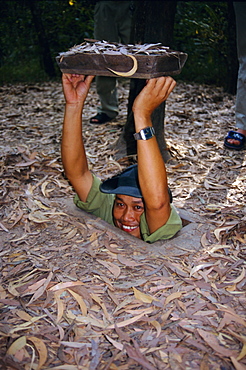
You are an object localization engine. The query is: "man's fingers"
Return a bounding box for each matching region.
[159,77,176,99]
[85,75,95,85]
[148,76,176,95]
[165,78,176,96]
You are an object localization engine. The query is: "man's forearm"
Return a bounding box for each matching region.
[134,113,169,209]
[61,103,88,182]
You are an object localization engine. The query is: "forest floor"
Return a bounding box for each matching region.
[0,79,246,370]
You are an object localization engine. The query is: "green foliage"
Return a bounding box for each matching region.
[0,0,94,84]
[0,0,236,88]
[38,0,94,52]
[174,2,233,87]
[0,58,49,84]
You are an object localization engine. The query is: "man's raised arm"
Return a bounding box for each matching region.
[61,73,94,202]
[132,77,176,234]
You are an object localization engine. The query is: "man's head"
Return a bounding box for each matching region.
[100,165,144,238]
[100,164,173,239]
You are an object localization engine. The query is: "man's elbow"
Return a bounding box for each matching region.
[145,198,170,213]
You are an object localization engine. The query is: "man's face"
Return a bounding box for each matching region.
[113,194,144,239]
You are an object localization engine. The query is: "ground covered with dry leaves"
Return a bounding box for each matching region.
[0,79,245,370]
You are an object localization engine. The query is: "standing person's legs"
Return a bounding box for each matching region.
[224,2,246,149]
[116,1,133,45]
[90,1,132,124]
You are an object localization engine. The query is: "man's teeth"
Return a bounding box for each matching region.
[122,225,136,230]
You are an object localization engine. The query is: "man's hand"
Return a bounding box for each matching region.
[62,73,94,106]
[132,76,176,118]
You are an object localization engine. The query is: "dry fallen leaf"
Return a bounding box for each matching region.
[97,259,121,278]
[28,336,48,370]
[197,329,238,357]
[165,291,186,305]
[7,336,27,356]
[133,287,158,303]
[230,357,246,370]
[1,80,245,370]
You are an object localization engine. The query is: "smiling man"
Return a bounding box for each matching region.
[61,74,182,243]
[113,194,144,237]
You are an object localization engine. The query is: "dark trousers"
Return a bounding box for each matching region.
[94,1,133,118]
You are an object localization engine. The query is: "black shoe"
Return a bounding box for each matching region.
[89,113,114,124]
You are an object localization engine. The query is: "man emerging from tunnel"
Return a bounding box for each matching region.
[61,73,182,243]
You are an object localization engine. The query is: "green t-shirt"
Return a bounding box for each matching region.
[74,174,182,243]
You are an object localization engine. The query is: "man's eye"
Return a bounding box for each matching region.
[135,205,143,211]
[116,202,124,207]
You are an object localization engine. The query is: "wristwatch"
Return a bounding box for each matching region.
[133,126,155,140]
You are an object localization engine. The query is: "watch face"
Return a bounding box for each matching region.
[134,127,155,140]
[142,127,154,140]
